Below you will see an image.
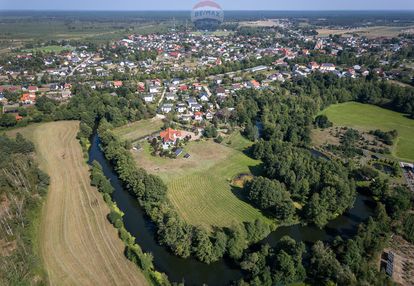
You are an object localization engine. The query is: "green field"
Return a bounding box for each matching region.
[125,123,268,229]
[321,102,414,162]
[21,45,73,53]
[114,117,164,142]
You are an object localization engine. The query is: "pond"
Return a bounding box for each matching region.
[88,134,376,286]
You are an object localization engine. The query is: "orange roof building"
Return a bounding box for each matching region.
[160,128,182,144]
[113,81,123,88]
[20,93,36,103]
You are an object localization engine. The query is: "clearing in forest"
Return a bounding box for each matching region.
[319,102,414,162]
[8,121,147,286]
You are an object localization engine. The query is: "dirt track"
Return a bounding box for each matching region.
[19,121,147,286]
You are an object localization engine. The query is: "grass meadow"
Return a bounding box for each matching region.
[320,102,414,162]
[120,120,269,229]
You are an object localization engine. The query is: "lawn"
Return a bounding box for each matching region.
[8,122,147,286]
[114,117,164,142]
[320,102,414,162]
[130,130,268,229]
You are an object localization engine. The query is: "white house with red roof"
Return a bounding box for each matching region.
[160,128,183,149]
[194,111,203,121]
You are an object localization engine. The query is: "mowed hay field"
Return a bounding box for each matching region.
[131,133,268,229]
[114,117,164,142]
[320,102,414,162]
[8,121,147,286]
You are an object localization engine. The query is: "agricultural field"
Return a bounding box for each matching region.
[8,121,147,286]
[114,117,164,142]
[21,45,74,53]
[125,123,268,229]
[318,102,414,162]
[317,25,414,39]
[0,18,169,52]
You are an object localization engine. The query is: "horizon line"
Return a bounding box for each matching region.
[1,9,414,12]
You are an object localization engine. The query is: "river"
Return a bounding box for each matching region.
[88,134,376,286]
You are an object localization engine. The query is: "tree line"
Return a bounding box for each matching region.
[0,133,50,285]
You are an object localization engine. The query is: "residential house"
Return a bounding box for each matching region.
[161,103,174,113]
[205,112,214,120]
[171,78,181,85]
[165,92,177,101]
[180,113,193,122]
[190,103,202,112]
[320,63,336,71]
[194,111,203,121]
[113,81,123,88]
[232,83,242,91]
[176,103,187,113]
[149,84,159,93]
[216,87,226,97]
[248,80,261,89]
[198,93,209,102]
[137,82,146,92]
[20,93,36,104]
[28,86,38,93]
[308,62,320,70]
[160,128,182,149]
[142,93,155,103]
[193,83,203,91]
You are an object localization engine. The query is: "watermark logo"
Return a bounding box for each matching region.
[191,1,224,31]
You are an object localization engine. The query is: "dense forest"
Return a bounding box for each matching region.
[249,140,356,228]
[0,134,49,285]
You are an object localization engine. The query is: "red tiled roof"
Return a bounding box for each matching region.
[160,128,182,143]
[250,80,260,87]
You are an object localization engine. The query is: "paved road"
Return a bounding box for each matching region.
[67,54,94,77]
[157,87,166,107]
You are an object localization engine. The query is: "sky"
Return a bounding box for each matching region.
[1,0,414,11]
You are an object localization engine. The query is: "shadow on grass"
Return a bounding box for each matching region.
[248,163,265,176]
[230,185,250,204]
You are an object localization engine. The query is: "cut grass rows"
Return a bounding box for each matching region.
[128,129,268,229]
[8,122,147,286]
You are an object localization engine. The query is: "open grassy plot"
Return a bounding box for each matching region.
[21,45,74,53]
[320,102,414,162]
[223,130,255,151]
[114,117,164,142]
[131,132,268,229]
[8,122,147,286]
[317,25,414,39]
